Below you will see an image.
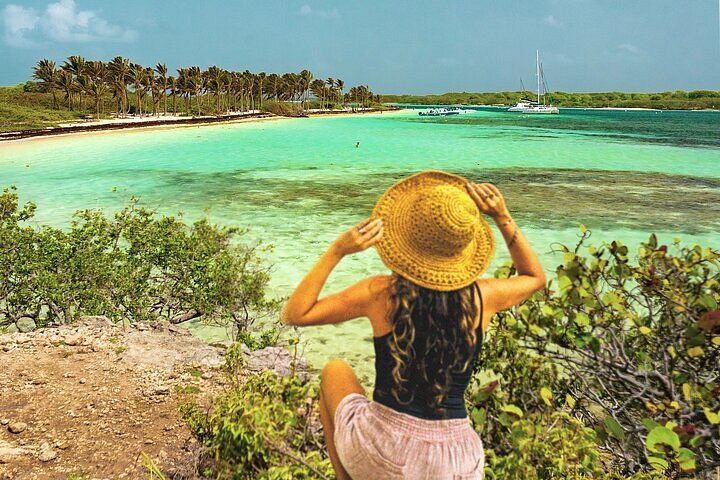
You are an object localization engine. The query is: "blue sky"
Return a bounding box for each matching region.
[1,0,719,93]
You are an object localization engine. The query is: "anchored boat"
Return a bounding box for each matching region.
[508,50,559,114]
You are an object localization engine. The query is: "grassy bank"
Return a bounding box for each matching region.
[0,84,387,135]
[0,86,85,132]
[381,90,720,110]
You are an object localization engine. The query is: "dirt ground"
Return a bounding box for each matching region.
[0,317,227,480]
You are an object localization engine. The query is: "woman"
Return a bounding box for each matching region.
[282,171,545,479]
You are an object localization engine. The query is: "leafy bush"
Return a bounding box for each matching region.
[470,229,719,478]
[183,357,332,479]
[0,186,280,334]
[262,101,306,116]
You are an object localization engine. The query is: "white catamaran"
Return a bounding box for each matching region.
[509,50,559,114]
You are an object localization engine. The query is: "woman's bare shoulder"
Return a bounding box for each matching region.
[366,274,393,294]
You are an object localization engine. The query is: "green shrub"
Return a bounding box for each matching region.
[183,368,332,479]
[0,186,280,334]
[262,101,306,116]
[472,229,719,477]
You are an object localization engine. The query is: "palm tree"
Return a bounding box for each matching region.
[230,72,245,112]
[129,63,148,115]
[188,66,203,115]
[55,70,75,111]
[206,66,224,114]
[335,79,345,107]
[167,75,178,115]
[62,55,87,110]
[243,71,255,112]
[299,69,313,109]
[147,67,163,116]
[326,77,335,109]
[155,63,169,115]
[108,56,131,116]
[33,59,59,109]
[310,79,325,109]
[83,60,108,119]
[256,72,267,110]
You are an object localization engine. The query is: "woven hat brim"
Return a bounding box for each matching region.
[372,171,495,291]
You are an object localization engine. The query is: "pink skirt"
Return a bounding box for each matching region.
[334,393,484,479]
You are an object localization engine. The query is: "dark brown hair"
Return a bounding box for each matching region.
[387,274,480,412]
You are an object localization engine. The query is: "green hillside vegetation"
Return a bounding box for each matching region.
[0,55,382,133]
[382,90,720,110]
[2,188,718,478]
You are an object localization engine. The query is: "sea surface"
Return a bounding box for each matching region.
[1,107,719,384]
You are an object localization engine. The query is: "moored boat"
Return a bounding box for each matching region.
[419,108,460,116]
[508,50,559,114]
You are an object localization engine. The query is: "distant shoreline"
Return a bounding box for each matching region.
[393,104,720,112]
[0,107,395,144]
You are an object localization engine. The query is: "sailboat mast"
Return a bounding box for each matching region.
[536,49,540,105]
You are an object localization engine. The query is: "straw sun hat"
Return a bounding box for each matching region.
[372,171,495,291]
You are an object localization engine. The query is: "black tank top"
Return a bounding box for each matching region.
[372,287,483,420]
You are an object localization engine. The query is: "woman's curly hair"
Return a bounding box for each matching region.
[387,274,481,414]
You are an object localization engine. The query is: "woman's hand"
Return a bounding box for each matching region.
[466,183,509,220]
[331,218,384,257]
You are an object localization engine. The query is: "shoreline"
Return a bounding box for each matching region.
[394,103,719,112]
[0,107,395,144]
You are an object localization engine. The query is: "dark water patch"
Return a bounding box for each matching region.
[397,109,720,148]
[129,167,720,236]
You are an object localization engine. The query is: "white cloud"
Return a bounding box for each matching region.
[2,0,137,48]
[544,15,563,28]
[618,43,640,54]
[3,4,40,47]
[298,4,339,19]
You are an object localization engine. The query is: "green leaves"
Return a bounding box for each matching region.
[603,416,624,440]
[0,192,279,335]
[502,404,524,418]
[703,408,720,425]
[187,371,333,478]
[646,426,680,454]
[474,229,720,476]
[540,387,553,407]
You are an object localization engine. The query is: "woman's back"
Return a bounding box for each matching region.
[282,171,546,479]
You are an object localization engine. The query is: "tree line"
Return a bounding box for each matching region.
[382,90,720,110]
[31,56,379,118]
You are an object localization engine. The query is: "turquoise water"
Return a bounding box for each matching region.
[1,108,719,383]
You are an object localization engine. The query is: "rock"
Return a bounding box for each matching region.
[38,442,56,462]
[8,421,27,434]
[16,317,36,333]
[168,324,190,335]
[64,334,83,346]
[0,419,9,425]
[245,346,310,380]
[55,440,70,450]
[146,385,170,396]
[78,315,113,328]
[201,372,213,380]
[4,323,19,334]
[0,440,30,463]
[79,378,87,384]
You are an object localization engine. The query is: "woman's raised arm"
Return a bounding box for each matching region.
[281,218,384,327]
[467,183,546,317]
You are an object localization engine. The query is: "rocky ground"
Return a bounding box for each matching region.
[0,317,307,479]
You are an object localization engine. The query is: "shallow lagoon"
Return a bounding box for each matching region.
[2,108,719,383]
